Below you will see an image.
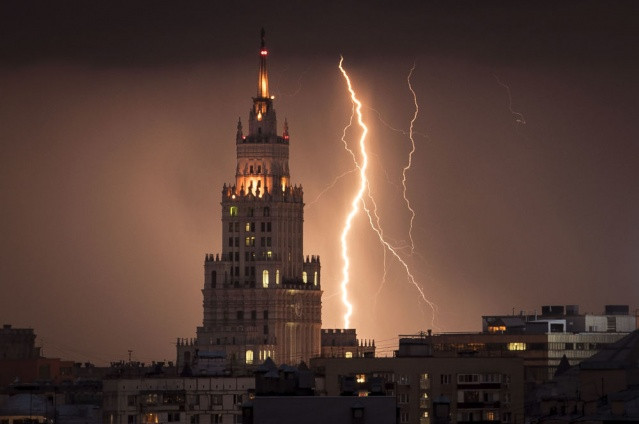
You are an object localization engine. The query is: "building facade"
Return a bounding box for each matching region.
[320,329,376,359]
[178,31,322,370]
[102,376,253,424]
[435,304,638,383]
[311,336,524,424]
[0,325,40,360]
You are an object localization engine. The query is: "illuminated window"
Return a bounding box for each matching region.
[245,237,255,247]
[266,251,272,259]
[144,414,158,424]
[245,350,254,365]
[302,272,307,283]
[488,325,507,333]
[262,270,269,288]
[314,271,318,285]
[245,222,251,232]
[345,352,353,358]
[276,270,280,284]
[507,342,527,351]
[356,374,366,383]
[485,412,497,421]
[230,206,238,216]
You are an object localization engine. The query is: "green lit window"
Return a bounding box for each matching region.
[230,206,238,216]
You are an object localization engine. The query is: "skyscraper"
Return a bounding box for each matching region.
[178,31,322,370]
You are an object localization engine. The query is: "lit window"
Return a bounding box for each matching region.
[230,206,238,216]
[507,342,527,351]
[276,270,280,284]
[356,374,366,383]
[345,352,353,359]
[246,350,254,365]
[314,271,318,285]
[144,414,158,424]
[245,222,251,232]
[302,271,307,283]
[262,270,269,288]
[267,251,272,259]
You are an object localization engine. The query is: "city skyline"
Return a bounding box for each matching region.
[1,1,637,364]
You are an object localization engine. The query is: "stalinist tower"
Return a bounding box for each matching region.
[178,31,322,370]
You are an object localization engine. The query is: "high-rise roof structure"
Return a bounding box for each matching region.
[177,31,322,371]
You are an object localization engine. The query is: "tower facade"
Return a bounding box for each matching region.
[184,32,322,369]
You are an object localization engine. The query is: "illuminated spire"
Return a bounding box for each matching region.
[258,28,269,99]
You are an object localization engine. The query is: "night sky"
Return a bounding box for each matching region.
[1,1,638,364]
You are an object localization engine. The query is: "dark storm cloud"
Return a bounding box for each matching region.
[1,0,637,67]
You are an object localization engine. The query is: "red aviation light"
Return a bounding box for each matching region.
[260,50,268,56]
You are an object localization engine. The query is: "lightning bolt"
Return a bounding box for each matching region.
[338,56,368,329]
[271,64,313,98]
[402,63,419,254]
[493,74,526,124]
[338,57,438,330]
[306,169,357,208]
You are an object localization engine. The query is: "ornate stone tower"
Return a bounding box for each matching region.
[179,31,322,370]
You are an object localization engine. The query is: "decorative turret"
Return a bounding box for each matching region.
[283,118,289,140]
[236,118,243,142]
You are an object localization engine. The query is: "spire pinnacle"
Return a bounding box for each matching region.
[258,28,269,98]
